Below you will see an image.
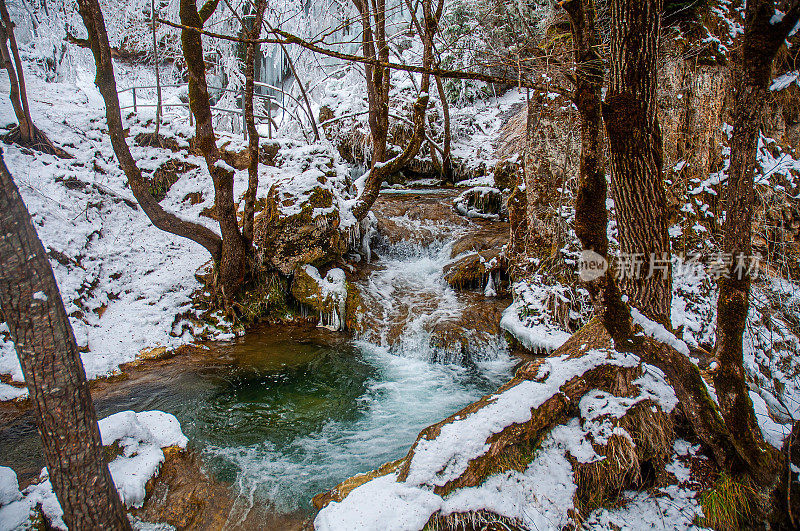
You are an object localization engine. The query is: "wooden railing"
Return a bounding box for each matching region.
[118,81,306,140]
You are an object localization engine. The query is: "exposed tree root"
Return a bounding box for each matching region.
[3,125,72,159]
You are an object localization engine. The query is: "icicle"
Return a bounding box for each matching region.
[484,273,496,297]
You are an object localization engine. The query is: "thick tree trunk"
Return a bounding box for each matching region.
[77,0,223,264]
[563,0,632,341]
[603,0,672,326]
[0,151,131,530]
[242,0,266,244]
[180,0,248,301]
[714,0,800,490]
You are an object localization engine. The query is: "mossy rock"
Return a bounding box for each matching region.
[493,159,522,191]
[253,185,348,275]
[290,265,349,330]
[345,281,366,333]
[443,250,505,292]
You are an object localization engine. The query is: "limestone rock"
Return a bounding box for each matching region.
[443,250,506,294]
[493,158,522,192]
[453,186,508,221]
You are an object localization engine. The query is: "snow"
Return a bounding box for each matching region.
[631,306,691,356]
[749,391,792,449]
[0,383,27,401]
[99,410,188,508]
[771,71,799,91]
[403,349,638,488]
[439,434,577,529]
[0,410,187,529]
[213,159,235,174]
[0,468,21,507]
[0,70,221,392]
[315,427,578,531]
[0,471,66,531]
[500,304,571,353]
[31,291,47,302]
[633,364,679,413]
[585,485,709,530]
[314,472,441,531]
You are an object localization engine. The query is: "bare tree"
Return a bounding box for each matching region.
[350,0,439,221]
[78,0,255,307]
[714,0,800,491]
[179,0,249,303]
[76,0,226,285]
[242,0,267,243]
[0,150,131,530]
[0,0,65,156]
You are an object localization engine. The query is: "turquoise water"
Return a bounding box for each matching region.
[0,329,513,519]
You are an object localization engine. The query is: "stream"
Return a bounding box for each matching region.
[0,190,516,525]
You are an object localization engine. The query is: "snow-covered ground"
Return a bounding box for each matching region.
[0,59,358,400]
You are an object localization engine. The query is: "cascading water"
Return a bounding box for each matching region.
[200,191,516,521]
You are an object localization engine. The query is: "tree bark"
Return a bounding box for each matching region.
[563,0,633,342]
[434,74,452,182]
[0,150,131,530]
[351,0,438,221]
[151,0,161,138]
[714,0,800,490]
[0,0,32,142]
[242,0,266,244]
[603,0,672,326]
[179,0,248,301]
[76,0,223,264]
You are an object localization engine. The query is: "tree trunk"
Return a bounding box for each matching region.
[151,0,161,138]
[0,151,131,530]
[564,0,634,342]
[351,0,438,221]
[242,0,266,244]
[179,0,248,301]
[434,75,452,182]
[714,0,800,490]
[0,0,32,142]
[76,0,223,264]
[603,0,672,326]
[0,24,25,137]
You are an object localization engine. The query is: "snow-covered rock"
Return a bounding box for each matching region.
[0,410,188,529]
[291,265,350,331]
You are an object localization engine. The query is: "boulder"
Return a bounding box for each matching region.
[443,250,506,295]
[291,265,349,331]
[453,187,508,221]
[493,158,522,192]
[254,181,348,276]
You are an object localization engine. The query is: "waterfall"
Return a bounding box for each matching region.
[353,209,510,366]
